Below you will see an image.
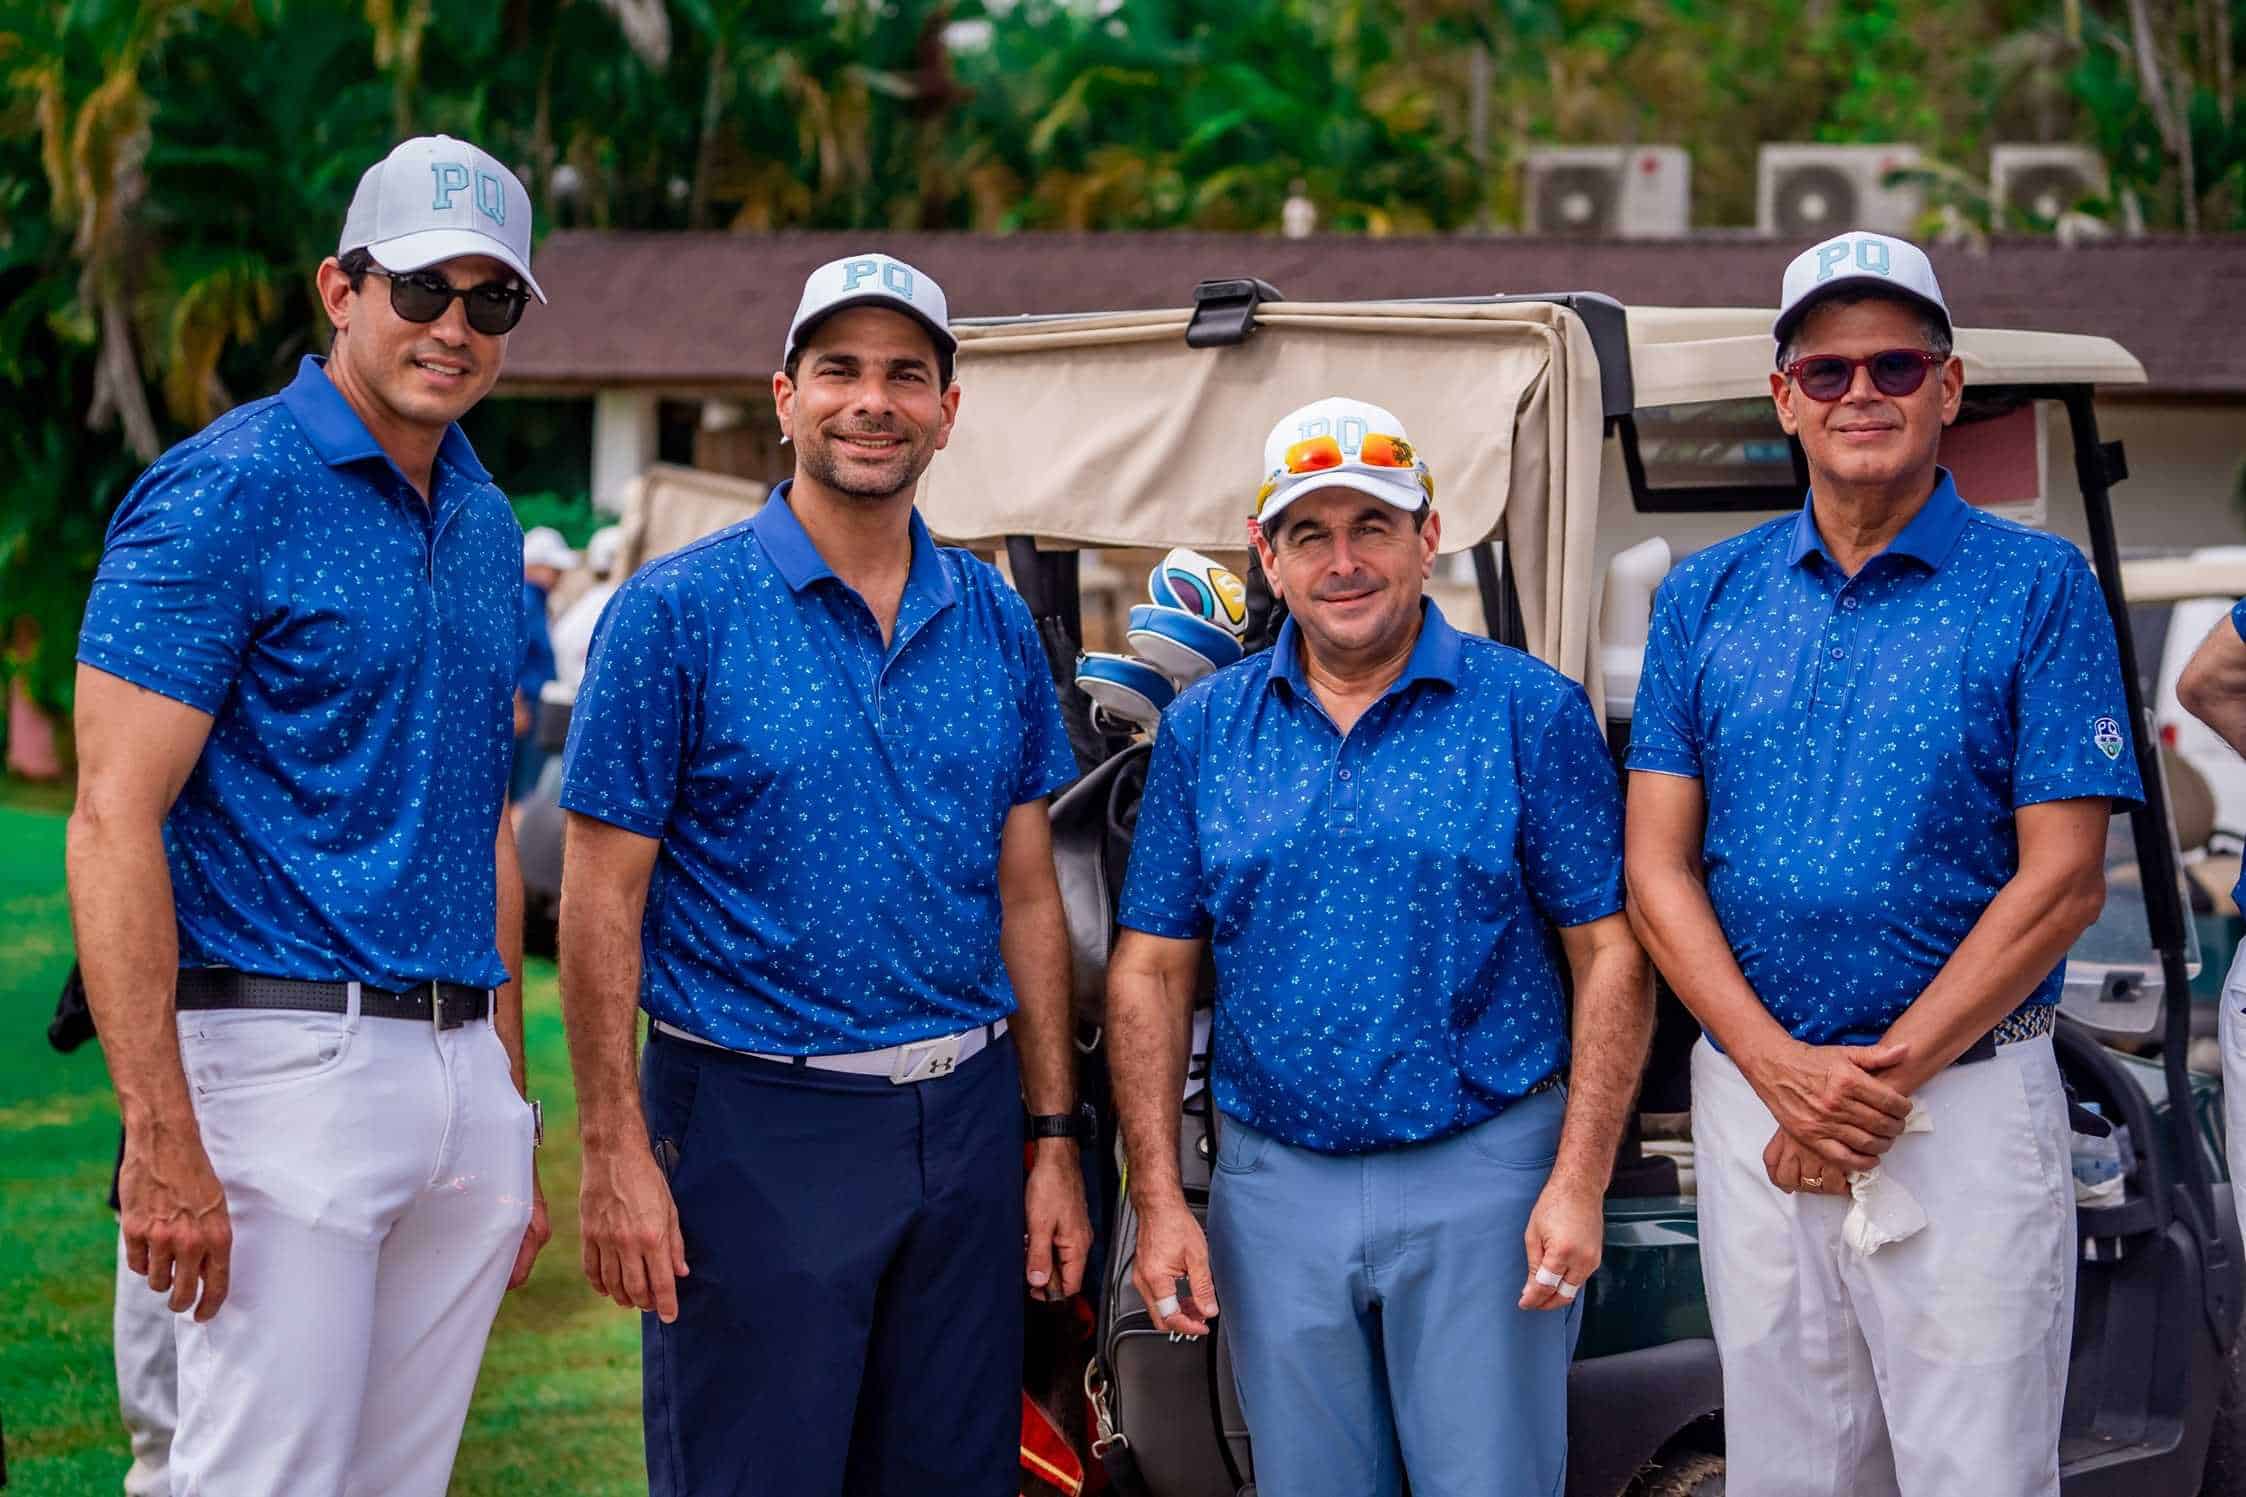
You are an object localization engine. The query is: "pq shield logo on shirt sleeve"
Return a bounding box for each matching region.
[2092,716,2125,761]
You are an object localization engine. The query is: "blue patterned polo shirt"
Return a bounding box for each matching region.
[76,356,521,991]
[1628,470,2144,1046]
[1118,602,1625,1153]
[559,482,1077,1053]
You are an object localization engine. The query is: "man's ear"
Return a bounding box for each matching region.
[1419,508,1441,578]
[1937,355,1964,427]
[772,369,795,443]
[1769,369,1799,436]
[1248,516,1282,601]
[931,379,962,453]
[315,257,354,335]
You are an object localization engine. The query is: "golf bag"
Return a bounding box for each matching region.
[1048,746,1254,1497]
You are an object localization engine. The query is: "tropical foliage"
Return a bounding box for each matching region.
[1,0,2240,712]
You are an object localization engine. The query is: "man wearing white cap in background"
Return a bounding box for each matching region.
[511,523,576,800]
[550,523,625,691]
[68,134,552,1495]
[558,252,1091,1495]
[1108,397,1653,1496]
[2178,589,2246,1247]
[1626,231,2141,1495]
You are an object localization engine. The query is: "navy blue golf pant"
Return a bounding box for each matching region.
[639,1026,1025,1497]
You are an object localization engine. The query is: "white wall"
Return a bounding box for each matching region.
[591,390,660,515]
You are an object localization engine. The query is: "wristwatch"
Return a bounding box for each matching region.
[1027,1101,1097,1142]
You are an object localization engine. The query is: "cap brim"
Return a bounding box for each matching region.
[1772,278,1948,355]
[787,294,960,362]
[1258,470,1428,527]
[366,229,547,304]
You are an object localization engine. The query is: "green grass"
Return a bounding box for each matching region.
[0,797,645,1493]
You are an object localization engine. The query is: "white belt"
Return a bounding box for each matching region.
[652,1017,1007,1084]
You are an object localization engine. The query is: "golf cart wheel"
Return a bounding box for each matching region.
[2204,1327,2246,1496]
[1639,1450,1725,1496]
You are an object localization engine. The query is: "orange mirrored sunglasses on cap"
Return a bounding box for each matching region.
[1255,432,1433,516]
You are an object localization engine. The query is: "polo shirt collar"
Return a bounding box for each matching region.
[1788,467,1969,574]
[751,480,957,610]
[278,356,491,485]
[1268,597,1462,699]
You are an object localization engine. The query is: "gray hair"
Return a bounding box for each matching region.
[1778,289,1954,369]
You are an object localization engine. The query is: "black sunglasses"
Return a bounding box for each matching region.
[1783,348,1942,402]
[366,266,529,336]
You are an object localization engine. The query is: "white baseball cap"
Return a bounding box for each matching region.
[339,135,545,303]
[1773,230,1948,361]
[783,253,958,377]
[585,524,625,578]
[522,526,579,571]
[1254,397,1433,527]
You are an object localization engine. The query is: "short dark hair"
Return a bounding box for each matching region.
[1779,288,1953,368]
[337,247,375,291]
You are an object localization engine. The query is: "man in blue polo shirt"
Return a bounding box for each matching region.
[1626,231,2142,1497]
[2179,601,2246,1246]
[68,134,552,1496]
[1107,397,1654,1497]
[558,252,1092,1496]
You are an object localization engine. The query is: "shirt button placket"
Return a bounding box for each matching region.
[1815,589,1852,707]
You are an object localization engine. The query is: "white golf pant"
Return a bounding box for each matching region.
[167,1004,534,1497]
[114,1227,177,1496]
[2222,943,2246,1248]
[1693,1034,2075,1497]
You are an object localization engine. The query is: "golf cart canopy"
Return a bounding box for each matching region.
[920,298,1613,688]
[1623,307,2145,406]
[920,295,2146,693]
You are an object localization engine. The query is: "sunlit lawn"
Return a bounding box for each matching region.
[0,787,645,1493]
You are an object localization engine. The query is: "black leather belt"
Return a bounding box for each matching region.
[175,968,492,1030]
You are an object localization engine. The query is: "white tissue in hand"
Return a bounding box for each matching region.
[1842,1101,1932,1256]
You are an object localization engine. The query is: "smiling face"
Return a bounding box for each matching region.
[1250,486,1440,670]
[773,306,959,505]
[1772,294,1963,498]
[318,253,512,437]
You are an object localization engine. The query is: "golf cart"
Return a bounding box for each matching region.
[912,282,2242,1495]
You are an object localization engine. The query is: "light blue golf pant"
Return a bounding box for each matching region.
[1206,1087,1581,1497]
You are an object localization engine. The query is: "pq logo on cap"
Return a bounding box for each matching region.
[841,258,915,297]
[431,161,508,227]
[2092,715,2125,761]
[1815,236,1892,285]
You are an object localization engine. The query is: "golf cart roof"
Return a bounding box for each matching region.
[920,298,2147,556]
[2118,546,2246,605]
[923,297,1608,557]
[1624,307,2146,407]
[918,292,2145,690]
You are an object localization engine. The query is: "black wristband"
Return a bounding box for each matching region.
[1027,1101,1097,1142]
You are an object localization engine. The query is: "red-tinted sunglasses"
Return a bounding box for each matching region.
[1783,348,1942,402]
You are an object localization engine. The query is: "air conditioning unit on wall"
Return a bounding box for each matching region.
[1757,144,1923,238]
[1990,145,2109,226]
[1522,147,1691,238]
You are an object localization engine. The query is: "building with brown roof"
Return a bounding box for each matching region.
[498,231,2245,554]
